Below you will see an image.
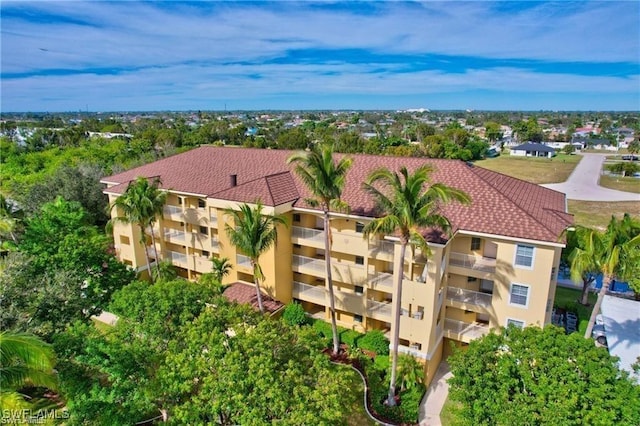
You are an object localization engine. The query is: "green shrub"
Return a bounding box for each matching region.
[340,329,361,347]
[398,386,425,423]
[607,162,640,176]
[358,330,390,355]
[282,302,308,327]
[372,355,390,376]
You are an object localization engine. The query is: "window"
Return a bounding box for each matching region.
[202,250,210,258]
[467,276,478,282]
[354,314,363,323]
[293,214,301,223]
[355,256,364,265]
[514,244,535,268]
[293,243,301,248]
[355,222,365,233]
[199,226,208,235]
[355,285,364,294]
[509,283,530,307]
[198,198,206,209]
[480,279,494,294]
[470,237,481,251]
[506,318,525,329]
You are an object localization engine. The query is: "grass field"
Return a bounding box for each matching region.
[475,154,581,184]
[598,175,640,193]
[340,365,377,426]
[440,397,460,426]
[568,200,640,229]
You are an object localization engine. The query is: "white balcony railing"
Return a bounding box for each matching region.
[292,281,327,301]
[444,319,490,340]
[369,272,394,291]
[448,252,496,273]
[164,205,182,216]
[292,254,326,273]
[447,287,493,307]
[164,229,186,243]
[210,236,220,251]
[167,250,188,264]
[370,239,395,253]
[367,300,392,320]
[236,254,252,269]
[209,214,218,227]
[292,226,325,243]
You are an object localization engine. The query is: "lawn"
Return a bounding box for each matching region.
[475,154,581,184]
[598,175,640,194]
[440,396,461,426]
[554,286,597,335]
[338,364,378,426]
[568,200,640,230]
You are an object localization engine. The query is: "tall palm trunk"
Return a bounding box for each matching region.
[387,240,407,406]
[251,260,265,313]
[580,275,591,306]
[324,209,340,355]
[584,274,612,338]
[148,224,162,278]
[139,225,154,283]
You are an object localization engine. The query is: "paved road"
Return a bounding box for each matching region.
[541,153,639,201]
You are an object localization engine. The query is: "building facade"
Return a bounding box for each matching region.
[102,147,572,385]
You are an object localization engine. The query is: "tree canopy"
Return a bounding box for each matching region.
[448,325,640,426]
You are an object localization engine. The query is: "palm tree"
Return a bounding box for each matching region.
[362,165,470,406]
[568,214,640,338]
[211,256,233,283]
[564,231,599,305]
[0,331,57,412]
[225,202,287,313]
[110,177,167,282]
[287,144,353,354]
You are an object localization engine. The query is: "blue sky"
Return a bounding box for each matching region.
[1,1,639,112]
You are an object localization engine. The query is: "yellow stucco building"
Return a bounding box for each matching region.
[102,146,572,385]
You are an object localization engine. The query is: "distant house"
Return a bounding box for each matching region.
[510,142,556,158]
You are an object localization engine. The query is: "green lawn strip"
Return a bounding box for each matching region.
[475,154,581,184]
[554,286,597,335]
[335,364,378,426]
[440,396,462,426]
[598,175,640,193]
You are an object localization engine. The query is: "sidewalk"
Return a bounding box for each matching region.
[419,361,452,426]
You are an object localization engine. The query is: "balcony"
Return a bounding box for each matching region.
[367,300,392,321]
[369,271,394,292]
[210,236,220,252]
[447,287,492,308]
[448,252,496,274]
[292,281,327,304]
[368,239,395,261]
[194,255,212,273]
[164,229,187,244]
[292,254,367,283]
[292,226,325,246]
[163,205,183,220]
[292,254,325,275]
[444,318,490,343]
[209,214,218,228]
[236,254,252,270]
[167,250,188,266]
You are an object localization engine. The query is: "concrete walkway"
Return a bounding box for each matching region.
[91,310,119,326]
[419,362,452,426]
[541,153,639,201]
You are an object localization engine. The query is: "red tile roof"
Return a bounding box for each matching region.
[223,282,284,314]
[102,146,572,243]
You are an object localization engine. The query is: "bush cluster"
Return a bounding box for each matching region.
[311,320,390,354]
[607,161,639,176]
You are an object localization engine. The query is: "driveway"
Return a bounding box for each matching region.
[541,153,639,201]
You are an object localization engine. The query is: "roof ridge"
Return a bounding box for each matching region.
[468,166,560,240]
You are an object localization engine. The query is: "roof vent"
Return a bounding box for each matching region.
[230,174,238,187]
